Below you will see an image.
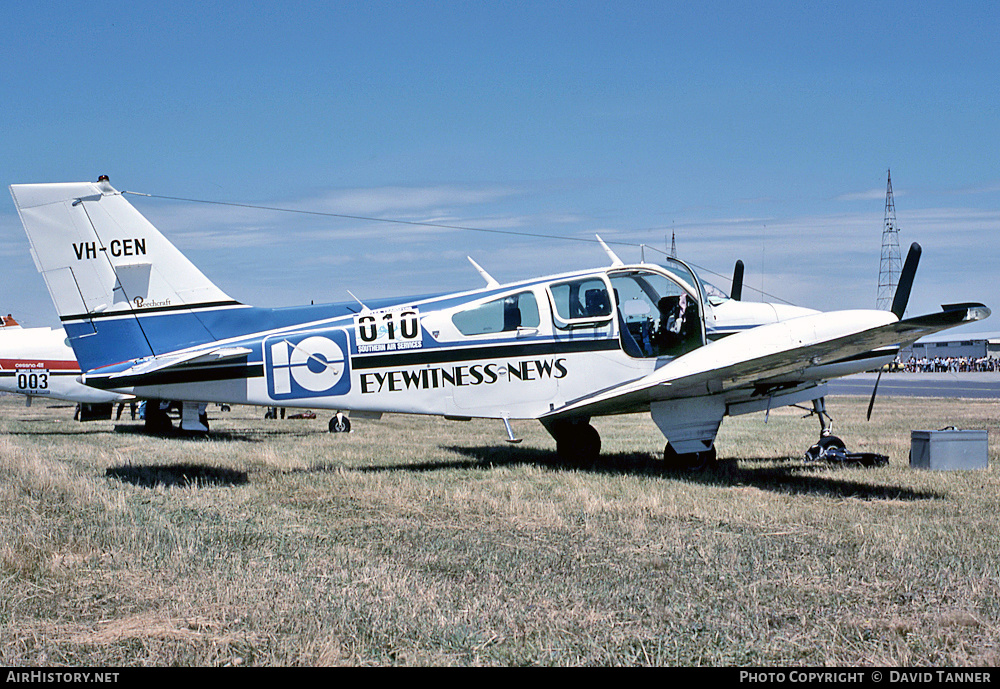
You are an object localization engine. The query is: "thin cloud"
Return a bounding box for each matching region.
[307,185,521,217]
[836,188,893,202]
[945,181,1000,196]
[131,184,529,250]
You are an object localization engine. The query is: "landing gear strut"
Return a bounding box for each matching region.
[802,397,887,466]
[144,402,173,434]
[545,419,601,463]
[141,401,209,434]
[804,397,845,461]
[663,443,717,471]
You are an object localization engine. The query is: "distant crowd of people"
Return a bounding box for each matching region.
[901,356,999,373]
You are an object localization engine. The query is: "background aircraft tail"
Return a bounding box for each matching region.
[10,177,245,371]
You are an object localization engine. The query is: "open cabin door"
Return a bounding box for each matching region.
[609,262,707,359]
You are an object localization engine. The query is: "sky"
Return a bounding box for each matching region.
[2,1,998,336]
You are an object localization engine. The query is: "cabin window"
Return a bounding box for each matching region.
[548,277,613,326]
[610,270,703,358]
[452,291,540,336]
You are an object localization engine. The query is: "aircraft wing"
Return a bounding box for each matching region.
[542,303,990,420]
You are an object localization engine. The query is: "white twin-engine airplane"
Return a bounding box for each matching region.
[9,178,990,468]
[0,316,217,430]
[0,311,131,416]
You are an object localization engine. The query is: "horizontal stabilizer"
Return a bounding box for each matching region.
[101,346,253,380]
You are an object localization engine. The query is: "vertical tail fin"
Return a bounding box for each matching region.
[10,177,243,370]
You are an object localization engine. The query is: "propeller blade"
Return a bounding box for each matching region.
[731,260,744,301]
[866,370,882,421]
[891,243,922,319]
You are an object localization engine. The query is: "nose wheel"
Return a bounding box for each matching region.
[800,397,887,466]
[805,434,847,462]
[803,397,844,461]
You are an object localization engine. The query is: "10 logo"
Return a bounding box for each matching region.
[265,331,351,399]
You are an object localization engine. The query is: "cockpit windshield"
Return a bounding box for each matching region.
[659,259,731,303]
[701,280,730,302]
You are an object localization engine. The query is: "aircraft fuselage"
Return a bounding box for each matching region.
[76,263,893,425]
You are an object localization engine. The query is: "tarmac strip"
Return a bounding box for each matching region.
[827,372,1000,398]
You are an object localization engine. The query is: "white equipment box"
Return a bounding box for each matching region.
[910,428,989,470]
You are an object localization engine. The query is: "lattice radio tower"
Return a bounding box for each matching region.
[876,169,901,311]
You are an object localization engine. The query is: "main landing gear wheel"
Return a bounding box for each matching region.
[553,422,601,463]
[329,413,351,433]
[663,444,717,472]
[144,404,173,434]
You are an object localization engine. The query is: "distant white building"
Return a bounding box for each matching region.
[901,331,1000,361]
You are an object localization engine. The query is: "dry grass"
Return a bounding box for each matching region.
[1,392,998,666]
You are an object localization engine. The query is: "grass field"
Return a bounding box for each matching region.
[2,392,998,666]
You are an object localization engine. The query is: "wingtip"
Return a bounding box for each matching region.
[941,302,991,322]
[969,305,991,322]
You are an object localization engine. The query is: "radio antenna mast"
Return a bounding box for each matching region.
[877,170,901,311]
